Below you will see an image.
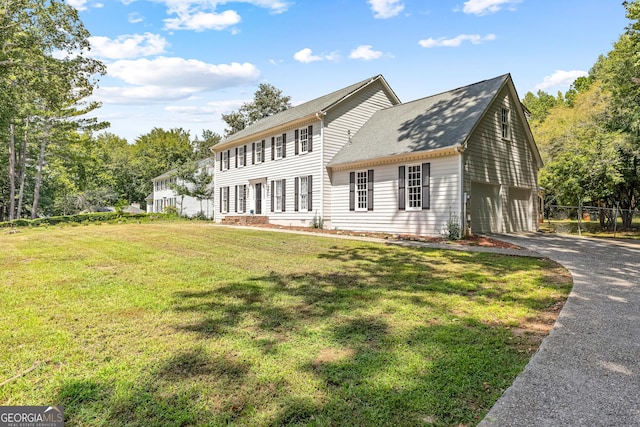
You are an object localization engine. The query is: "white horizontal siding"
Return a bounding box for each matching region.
[322,81,399,225]
[331,155,461,237]
[214,122,322,226]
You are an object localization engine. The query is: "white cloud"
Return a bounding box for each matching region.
[458,0,521,15]
[238,0,292,14]
[66,0,88,10]
[98,57,260,104]
[293,48,338,63]
[89,33,168,59]
[164,9,241,31]
[368,0,404,19]
[154,0,292,31]
[165,99,246,120]
[419,33,496,48]
[535,70,588,91]
[349,45,384,61]
[128,12,144,23]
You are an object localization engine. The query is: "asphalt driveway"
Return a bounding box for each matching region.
[479,233,640,427]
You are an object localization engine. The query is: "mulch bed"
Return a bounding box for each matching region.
[238,223,523,250]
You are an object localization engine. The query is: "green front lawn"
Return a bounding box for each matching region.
[0,222,571,426]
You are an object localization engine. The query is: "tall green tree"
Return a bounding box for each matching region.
[590,0,640,226]
[130,128,195,205]
[221,84,292,136]
[193,129,221,159]
[1,0,106,220]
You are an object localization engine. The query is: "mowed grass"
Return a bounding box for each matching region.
[0,222,571,426]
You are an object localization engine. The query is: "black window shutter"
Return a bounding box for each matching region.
[307,175,313,211]
[295,129,299,155]
[294,177,299,212]
[219,152,222,171]
[282,133,287,158]
[308,125,313,152]
[227,150,230,169]
[349,172,355,211]
[252,143,255,164]
[422,163,430,210]
[271,137,275,161]
[243,145,247,165]
[398,166,406,210]
[368,169,374,211]
[261,140,266,163]
[219,187,222,211]
[235,147,238,168]
[271,181,274,212]
[282,179,286,211]
[234,185,238,213]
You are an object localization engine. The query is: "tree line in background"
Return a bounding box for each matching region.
[523,0,640,228]
[0,0,293,221]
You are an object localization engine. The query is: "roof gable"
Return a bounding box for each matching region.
[216,75,400,148]
[328,74,510,167]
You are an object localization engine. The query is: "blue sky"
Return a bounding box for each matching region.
[68,0,629,142]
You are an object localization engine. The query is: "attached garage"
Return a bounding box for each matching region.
[507,187,532,233]
[470,182,501,233]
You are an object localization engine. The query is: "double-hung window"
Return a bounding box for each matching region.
[398,163,430,210]
[501,108,510,140]
[299,128,308,153]
[349,170,374,211]
[407,165,422,209]
[221,151,229,170]
[236,185,246,213]
[295,125,313,155]
[295,175,313,212]
[238,146,245,167]
[299,176,308,211]
[271,179,286,212]
[275,135,283,159]
[255,141,263,163]
[356,171,368,210]
[220,186,229,213]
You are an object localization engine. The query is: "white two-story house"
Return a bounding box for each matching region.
[212,74,542,236]
[148,159,215,218]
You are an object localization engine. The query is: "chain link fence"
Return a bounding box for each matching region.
[543,204,639,236]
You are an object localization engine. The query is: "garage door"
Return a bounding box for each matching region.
[507,187,531,233]
[470,182,501,233]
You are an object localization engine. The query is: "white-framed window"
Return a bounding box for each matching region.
[222,151,229,170]
[299,127,309,153]
[398,163,429,211]
[238,146,245,167]
[255,142,263,163]
[275,135,283,159]
[275,179,283,212]
[349,170,373,211]
[237,185,246,213]
[299,176,308,211]
[501,108,510,140]
[221,186,229,213]
[407,165,423,209]
[356,171,368,211]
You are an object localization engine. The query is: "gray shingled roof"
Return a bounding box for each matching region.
[328,74,510,167]
[221,75,391,145]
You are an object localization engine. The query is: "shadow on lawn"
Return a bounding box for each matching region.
[58,244,564,426]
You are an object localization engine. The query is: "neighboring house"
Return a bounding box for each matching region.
[149,159,215,218]
[212,74,542,236]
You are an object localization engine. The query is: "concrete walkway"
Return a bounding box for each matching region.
[479,233,640,427]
